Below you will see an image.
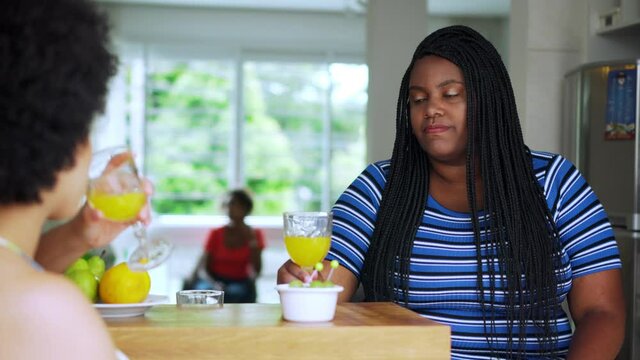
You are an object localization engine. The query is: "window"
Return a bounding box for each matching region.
[242,61,368,215]
[113,52,367,216]
[145,59,235,214]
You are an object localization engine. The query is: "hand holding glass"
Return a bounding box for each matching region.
[283,212,332,273]
[88,146,172,271]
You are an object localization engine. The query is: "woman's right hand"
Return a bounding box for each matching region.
[77,177,154,249]
[277,259,314,284]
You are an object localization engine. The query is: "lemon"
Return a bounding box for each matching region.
[99,262,151,304]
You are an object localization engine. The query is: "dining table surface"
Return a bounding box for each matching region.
[105,302,451,359]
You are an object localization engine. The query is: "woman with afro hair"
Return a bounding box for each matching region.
[0,0,126,358]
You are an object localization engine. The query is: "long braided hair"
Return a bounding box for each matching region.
[361,25,563,356]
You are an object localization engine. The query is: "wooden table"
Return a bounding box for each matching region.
[105,302,450,359]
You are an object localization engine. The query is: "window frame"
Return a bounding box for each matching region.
[97,42,367,223]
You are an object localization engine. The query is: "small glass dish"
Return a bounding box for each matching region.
[176,290,224,308]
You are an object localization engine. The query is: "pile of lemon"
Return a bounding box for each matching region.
[65,259,151,304]
[99,262,151,304]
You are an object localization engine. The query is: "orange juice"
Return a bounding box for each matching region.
[88,191,146,222]
[284,236,331,268]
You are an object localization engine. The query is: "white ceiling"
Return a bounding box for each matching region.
[428,0,509,17]
[98,0,510,17]
[97,0,367,13]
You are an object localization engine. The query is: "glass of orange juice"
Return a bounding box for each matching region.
[283,212,332,272]
[88,146,172,271]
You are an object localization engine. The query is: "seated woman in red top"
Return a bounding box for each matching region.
[186,189,265,303]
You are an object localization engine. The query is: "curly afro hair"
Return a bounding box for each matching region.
[0,0,117,204]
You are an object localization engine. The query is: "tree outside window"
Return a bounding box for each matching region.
[122,56,367,217]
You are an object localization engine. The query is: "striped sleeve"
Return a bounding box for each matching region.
[326,161,388,279]
[545,155,621,278]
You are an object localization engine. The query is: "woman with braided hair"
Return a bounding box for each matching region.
[278,25,625,358]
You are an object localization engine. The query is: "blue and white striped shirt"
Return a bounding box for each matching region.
[326,151,621,359]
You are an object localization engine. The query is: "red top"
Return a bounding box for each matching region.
[205,227,265,281]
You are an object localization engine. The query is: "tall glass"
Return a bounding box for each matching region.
[283,212,332,272]
[88,146,172,271]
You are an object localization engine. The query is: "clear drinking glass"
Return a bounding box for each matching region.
[282,211,332,272]
[88,146,172,271]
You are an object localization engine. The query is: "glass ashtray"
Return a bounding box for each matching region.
[176,290,224,308]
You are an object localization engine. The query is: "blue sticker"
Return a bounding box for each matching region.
[605,68,637,140]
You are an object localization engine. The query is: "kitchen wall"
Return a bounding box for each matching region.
[102,3,366,58]
[507,0,640,155]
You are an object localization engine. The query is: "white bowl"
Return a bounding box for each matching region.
[276,284,344,322]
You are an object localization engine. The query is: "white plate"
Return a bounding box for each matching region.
[94,294,169,318]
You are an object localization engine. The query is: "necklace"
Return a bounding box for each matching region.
[0,236,44,271]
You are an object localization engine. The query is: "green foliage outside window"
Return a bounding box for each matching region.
[145,61,232,214]
[138,59,366,216]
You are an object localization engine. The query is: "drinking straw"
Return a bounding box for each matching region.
[326,260,339,282]
[309,262,324,283]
